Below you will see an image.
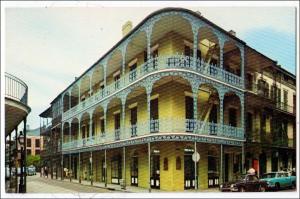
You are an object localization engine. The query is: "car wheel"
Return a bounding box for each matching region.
[239,187,245,192]
[259,185,266,192]
[275,183,280,191]
[291,182,296,189]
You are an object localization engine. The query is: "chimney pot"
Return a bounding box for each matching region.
[122,21,133,37]
[228,30,236,36]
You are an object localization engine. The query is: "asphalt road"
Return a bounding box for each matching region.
[27,174,113,193]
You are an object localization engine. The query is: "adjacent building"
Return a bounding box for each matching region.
[40,8,296,191]
[25,127,44,156]
[5,72,31,193]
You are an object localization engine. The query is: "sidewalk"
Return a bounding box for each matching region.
[52,176,219,193]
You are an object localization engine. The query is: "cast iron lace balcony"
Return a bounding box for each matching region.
[62,118,244,150]
[63,54,244,121]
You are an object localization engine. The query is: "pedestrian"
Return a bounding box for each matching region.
[45,166,48,178]
[41,167,44,177]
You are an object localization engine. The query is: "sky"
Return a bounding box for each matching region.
[4,4,296,129]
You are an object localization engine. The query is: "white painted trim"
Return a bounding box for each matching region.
[184,91,193,97]
[128,102,138,109]
[184,40,193,48]
[113,110,120,114]
[113,70,120,77]
[151,44,159,52]
[151,94,159,100]
[128,58,138,67]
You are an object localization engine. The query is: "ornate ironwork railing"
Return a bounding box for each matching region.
[247,83,294,114]
[5,72,28,105]
[62,55,244,121]
[62,118,244,150]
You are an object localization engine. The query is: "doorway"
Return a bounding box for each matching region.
[131,156,138,186]
[184,148,196,189]
[150,150,160,189]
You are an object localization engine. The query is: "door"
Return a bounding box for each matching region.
[111,156,122,184]
[114,113,120,140]
[131,156,138,186]
[209,104,218,135]
[184,154,196,189]
[130,107,137,137]
[101,159,105,182]
[150,154,160,189]
[224,154,229,182]
[185,96,194,132]
[259,153,266,177]
[129,63,137,82]
[229,108,237,127]
[150,98,159,133]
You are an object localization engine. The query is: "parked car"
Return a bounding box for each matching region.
[27,165,36,176]
[220,174,268,192]
[261,171,296,190]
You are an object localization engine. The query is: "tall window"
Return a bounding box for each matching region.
[150,98,159,132]
[100,119,105,134]
[129,63,137,82]
[114,113,120,130]
[185,96,194,119]
[246,112,253,139]
[35,139,40,148]
[114,74,120,90]
[283,90,288,110]
[228,108,237,127]
[27,139,31,147]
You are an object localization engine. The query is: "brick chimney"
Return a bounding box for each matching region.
[228,30,236,36]
[122,21,133,37]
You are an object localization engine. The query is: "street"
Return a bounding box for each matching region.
[27,173,113,193]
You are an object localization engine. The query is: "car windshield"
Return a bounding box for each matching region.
[262,173,276,178]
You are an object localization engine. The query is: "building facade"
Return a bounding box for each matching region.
[25,127,44,156]
[40,8,296,191]
[5,72,31,193]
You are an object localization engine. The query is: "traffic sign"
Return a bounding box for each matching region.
[192,152,200,162]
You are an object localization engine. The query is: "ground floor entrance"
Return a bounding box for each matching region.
[62,141,244,191]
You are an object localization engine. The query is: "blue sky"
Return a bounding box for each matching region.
[4,5,296,129]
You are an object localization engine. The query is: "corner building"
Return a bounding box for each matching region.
[41,8,296,191]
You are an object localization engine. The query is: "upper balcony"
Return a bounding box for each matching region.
[5,73,31,136]
[246,82,295,115]
[63,55,244,121]
[62,118,244,151]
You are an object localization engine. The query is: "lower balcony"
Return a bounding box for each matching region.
[62,119,244,151]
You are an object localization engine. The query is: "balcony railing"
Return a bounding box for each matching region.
[62,55,244,121]
[5,72,28,105]
[247,83,294,114]
[62,118,244,150]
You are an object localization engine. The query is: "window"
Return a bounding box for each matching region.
[129,63,137,82]
[130,107,138,137]
[228,108,237,127]
[246,112,253,139]
[185,96,194,119]
[35,139,40,148]
[26,149,31,155]
[35,150,40,155]
[114,74,120,90]
[27,139,31,147]
[283,90,288,110]
[114,113,120,130]
[92,122,95,137]
[100,119,105,134]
